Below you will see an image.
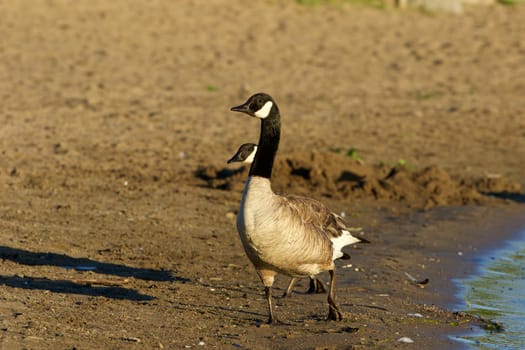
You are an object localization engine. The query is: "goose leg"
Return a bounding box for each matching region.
[265,286,280,324]
[327,269,343,321]
[308,276,327,294]
[258,269,283,324]
[282,277,298,298]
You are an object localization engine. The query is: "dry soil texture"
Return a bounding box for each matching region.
[1,1,524,349]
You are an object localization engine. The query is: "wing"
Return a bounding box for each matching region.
[281,194,358,238]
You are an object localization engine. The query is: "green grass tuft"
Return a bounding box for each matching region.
[497,0,525,5]
[416,91,440,101]
[395,159,415,170]
[346,148,363,161]
[330,147,364,162]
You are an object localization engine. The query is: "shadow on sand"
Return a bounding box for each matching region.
[0,274,154,300]
[0,246,189,282]
[483,191,525,204]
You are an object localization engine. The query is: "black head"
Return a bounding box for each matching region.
[227,143,258,164]
[230,93,277,119]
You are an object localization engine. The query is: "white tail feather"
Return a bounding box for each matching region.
[331,230,362,260]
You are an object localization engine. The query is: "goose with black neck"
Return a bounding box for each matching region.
[228,142,369,298]
[231,93,363,324]
[228,143,328,297]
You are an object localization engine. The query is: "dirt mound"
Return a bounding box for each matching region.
[197,151,522,209]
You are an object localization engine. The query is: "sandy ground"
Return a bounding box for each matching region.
[1,1,524,349]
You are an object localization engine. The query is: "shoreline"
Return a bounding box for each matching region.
[426,205,525,310]
[332,202,525,350]
[444,209,525,349]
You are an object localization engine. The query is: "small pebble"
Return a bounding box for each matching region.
[398,336,414,343]
[121,336,141,343]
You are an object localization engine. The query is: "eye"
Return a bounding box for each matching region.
[251,99,263,110]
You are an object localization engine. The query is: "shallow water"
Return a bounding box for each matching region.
[453,229,525,349]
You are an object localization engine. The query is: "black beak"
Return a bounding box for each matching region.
[230,101,251,114]
[227,152,242,164]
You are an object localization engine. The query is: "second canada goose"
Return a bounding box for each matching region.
[227,143,368,298]
[228,143,326,297]
[230,93,366,323]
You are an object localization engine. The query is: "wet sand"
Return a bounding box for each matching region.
[1,1,524,349]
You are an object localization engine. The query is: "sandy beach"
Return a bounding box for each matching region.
[1,1,524,349]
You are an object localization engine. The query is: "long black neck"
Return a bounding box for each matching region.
[249,109,281,179]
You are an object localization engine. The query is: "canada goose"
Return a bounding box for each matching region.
[230,93,366,323]
[228,143,327,297]
[227,143,368,298]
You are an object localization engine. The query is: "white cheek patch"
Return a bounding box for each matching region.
[244,147,257,163]
[254,101,273,119]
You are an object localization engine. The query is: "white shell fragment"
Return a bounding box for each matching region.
[397,336,414,343]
